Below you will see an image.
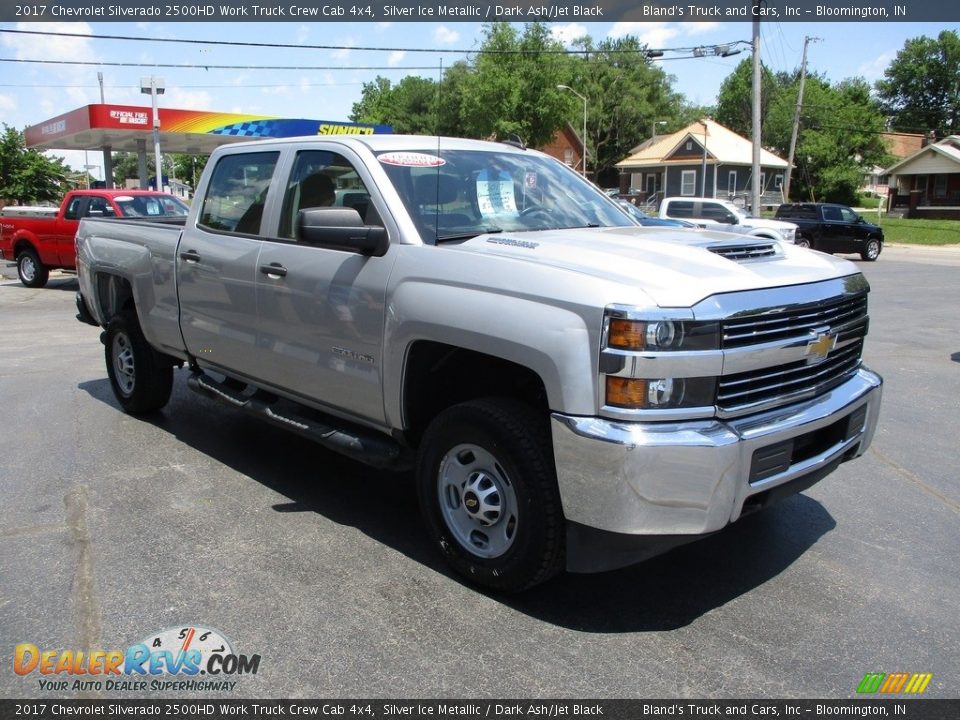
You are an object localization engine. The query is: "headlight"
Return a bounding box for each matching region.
[605,376,716,410]
[606,318,719,351]
[602,307,720,414]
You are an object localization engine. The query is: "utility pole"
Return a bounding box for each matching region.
[751,6,761,217]
[785,36,820,202]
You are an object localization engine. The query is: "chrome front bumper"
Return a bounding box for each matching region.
[552,367,882,540]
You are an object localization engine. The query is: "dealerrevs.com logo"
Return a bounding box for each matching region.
[856,672,933,694]
[14,625,260,692]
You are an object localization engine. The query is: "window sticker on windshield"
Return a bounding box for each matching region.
[524,172,537,189]
[378,152,446,168]
[477,169,517,217]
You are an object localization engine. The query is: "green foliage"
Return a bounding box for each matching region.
[569,35,684,183]
[458,23,575,147]
[876,30,960,135]
[716,65,891,204]
[350,22,685,185]
[0,124,69,205]
[714,58,779,139]
[111,151,147,187]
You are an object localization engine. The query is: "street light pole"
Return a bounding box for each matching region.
[140,76,165,191]
[557,85,588,178]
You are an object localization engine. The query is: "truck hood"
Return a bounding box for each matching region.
[450,226,859,308]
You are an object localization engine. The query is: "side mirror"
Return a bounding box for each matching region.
[297,207,388,257]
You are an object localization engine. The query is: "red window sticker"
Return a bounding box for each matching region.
[378,152,446,168]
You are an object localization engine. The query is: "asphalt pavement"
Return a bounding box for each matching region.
[0,245,957,699]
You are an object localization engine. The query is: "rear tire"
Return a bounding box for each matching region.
[861,237,882,261]
[416,398,564,593]
[104,310,173,414]
[17,248,49,288]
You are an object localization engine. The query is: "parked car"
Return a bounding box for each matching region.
[616,199,696,227]
[659,196,798,242]
[775,203,884,261]
[0,189,189,287]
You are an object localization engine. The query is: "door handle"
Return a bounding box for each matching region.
[259,262,288,278]
[179,250,201,263]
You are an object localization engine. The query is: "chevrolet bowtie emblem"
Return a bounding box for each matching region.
[806,331,837,362]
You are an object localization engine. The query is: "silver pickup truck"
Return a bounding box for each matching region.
[76,135,882,592]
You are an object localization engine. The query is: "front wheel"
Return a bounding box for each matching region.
[794,235,812,249]
[17,248,49,288]
[416,398,564,593]
[104,310,173,414]
[861,237,882,261]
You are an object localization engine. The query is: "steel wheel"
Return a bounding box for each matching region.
[16,248,48,288]
[417,398,564,593]
[438,443,519,559]
[104,310,173,414]
[111,330,137,397]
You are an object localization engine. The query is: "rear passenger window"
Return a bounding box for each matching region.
[199,152,279,235]
[667,201,694,218]
[64,197,84,220]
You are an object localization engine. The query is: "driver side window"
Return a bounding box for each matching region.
[278,150,375,240]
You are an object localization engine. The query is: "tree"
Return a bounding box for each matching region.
[876,30,960,135]
[774,76,890,204]
[0,125,69,205]
[716,62,891,204]
[568,35,683,184]
[458,23,575,146]
[714,58,781,139]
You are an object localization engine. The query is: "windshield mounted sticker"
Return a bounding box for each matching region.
[378,152,446,168]
[477,169,517,218]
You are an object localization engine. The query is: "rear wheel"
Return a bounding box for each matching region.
[416,398,564,593]
[861,237,882,261]
[104,310,173,413]
[16,248,49,288]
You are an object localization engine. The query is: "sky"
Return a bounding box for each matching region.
[0,19,953,177]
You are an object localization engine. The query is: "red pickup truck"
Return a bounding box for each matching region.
[1,189,189,287]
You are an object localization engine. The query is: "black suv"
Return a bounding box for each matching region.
[774,203,883,261]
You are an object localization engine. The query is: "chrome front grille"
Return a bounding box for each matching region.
[723,294,868,349]
[718,338,863,411]
[717,292,869,414]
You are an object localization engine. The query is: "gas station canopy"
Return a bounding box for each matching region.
[25,103,391,155]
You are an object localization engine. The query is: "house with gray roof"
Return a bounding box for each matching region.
[615,119,789,210]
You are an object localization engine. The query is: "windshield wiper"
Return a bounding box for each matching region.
[435,227,503,243]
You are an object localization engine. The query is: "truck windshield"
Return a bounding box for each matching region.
[114,195,190,217]
[375,148,633,242]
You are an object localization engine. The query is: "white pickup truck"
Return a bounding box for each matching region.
[659,196,799,243]
[75,135,882,592]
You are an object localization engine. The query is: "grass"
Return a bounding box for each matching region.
[856,213,960,246]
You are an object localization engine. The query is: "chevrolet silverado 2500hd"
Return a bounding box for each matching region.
[1,189,189,287]
[75,136,882,592]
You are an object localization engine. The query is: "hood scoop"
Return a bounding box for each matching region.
[707,241,781,262]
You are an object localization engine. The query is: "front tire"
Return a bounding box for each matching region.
[17,248,49,288]
[416,398,564,593]
[104,310,173,414]
[861,237,882,261]
[794,235,812,249]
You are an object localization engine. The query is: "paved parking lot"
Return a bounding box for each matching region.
[1,246,957,699]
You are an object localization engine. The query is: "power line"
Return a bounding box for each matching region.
[0,28,752,59]
[0,57,444,71]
